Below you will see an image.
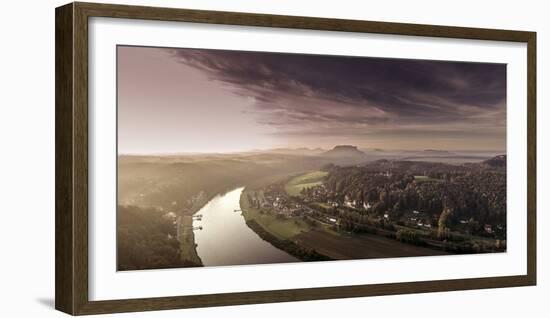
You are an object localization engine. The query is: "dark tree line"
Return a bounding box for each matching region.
[117,205,200,270]
[321,159,506,239]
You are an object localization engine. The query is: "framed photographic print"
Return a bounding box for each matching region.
[55,2,536,315]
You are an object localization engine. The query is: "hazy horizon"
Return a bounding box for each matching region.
[117,145,506,156]
[118,46,506,154]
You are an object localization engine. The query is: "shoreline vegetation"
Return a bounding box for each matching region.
[239,186,451,261]
[240,190,332,262]
[238,157,506,261]
[178,214,203,267]
[116,152,331,270]
[117,205,202,270]
[117,149,506,270]
[245,219,332,262]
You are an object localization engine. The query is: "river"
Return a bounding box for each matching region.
[192,187,299,266]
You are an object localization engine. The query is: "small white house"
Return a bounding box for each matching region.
[363,202,372,210]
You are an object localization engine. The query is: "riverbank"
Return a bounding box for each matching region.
[193,187,300,266]
[181,185,288,267]
[240,189,331,262]
[177,190,216,267]
[179,187,246,266]
[177,215,203,266]
[244,219,332,262]
[240,187,452,262]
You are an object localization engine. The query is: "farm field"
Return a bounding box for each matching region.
[240,190,313,240]
[284,171,329,196]
[294,230,449,260]
[414,175,444,183]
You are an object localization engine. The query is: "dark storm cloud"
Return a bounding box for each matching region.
[170,48,506,131]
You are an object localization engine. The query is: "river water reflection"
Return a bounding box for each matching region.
[193,187,299,266]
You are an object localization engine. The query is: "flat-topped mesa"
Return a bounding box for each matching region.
[322,145,366,157]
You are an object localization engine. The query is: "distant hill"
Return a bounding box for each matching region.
[322,145,366,158]
[254,147,326,156]
[423,149,452,154]
[481,155,506,168]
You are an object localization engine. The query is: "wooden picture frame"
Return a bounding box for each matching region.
[55,2,536,315]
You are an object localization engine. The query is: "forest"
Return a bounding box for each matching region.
[321,157,506,238]
[295,156,507,253]
[117,205,200,270]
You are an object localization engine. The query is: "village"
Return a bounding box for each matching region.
[243,161,506,256]
[245,179,440,235]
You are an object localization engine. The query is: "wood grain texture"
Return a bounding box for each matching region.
[75,276,534,315]
[73,2,90,313]
[526,32,537,285]
[55,2,537,315]
[55,3,75,314]
[75,1,533,42]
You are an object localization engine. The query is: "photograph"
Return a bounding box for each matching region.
[116,45,507,271]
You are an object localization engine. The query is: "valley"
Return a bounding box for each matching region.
[117,146,506,269]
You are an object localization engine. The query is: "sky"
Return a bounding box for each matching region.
[117,46,506,154]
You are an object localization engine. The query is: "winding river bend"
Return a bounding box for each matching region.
[192,187,299,266]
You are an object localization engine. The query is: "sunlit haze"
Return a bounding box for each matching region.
[117,46,506,154]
